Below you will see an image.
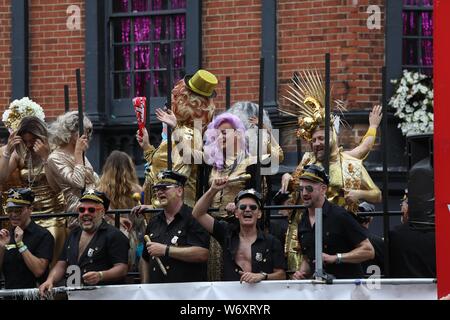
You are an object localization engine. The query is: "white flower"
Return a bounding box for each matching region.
[2,97,45,131]
[389,69,433,136]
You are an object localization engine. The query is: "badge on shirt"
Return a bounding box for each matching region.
[87,248,94,257]
[171,236,179,245]
[255,252,263,262]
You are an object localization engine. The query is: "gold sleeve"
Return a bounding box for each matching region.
[47,155,90,189]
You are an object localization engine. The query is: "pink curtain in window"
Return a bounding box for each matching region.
[116,0,186,97]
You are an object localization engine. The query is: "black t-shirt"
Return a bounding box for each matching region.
[2,221,54,289]
[389,223,436,278]
[298,200,368,279]
[60,220,129,285]
[212,220,286,281]
[142,205,210,283]
[362,233,385,276]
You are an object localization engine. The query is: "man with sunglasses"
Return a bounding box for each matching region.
[132,170,210,283]
[293,165,375,280]
[193,180,286,283]
[39,189,129,295]
[0,188,54,290]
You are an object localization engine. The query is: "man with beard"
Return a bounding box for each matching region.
[0,188,54,290]
[292,165,374,279]
[39,190,129,295]
[193,180,286,282]
[132,170,210,283]
[279,71,381,214]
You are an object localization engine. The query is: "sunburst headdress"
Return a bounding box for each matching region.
[279,70,346,142]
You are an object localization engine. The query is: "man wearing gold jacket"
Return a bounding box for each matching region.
[278,70,382,275]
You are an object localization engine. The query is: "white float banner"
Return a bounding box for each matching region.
[68,279,437,300]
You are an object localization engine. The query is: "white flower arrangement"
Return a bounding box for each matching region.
[388,69,433,136]
[2,97,46,131]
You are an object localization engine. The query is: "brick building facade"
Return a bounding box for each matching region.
[0,0,433,201]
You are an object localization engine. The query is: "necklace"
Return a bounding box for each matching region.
[27,152,44,188]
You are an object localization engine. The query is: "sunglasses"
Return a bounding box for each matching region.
[298,185,314,193]
[78,207,97,214]
[152,185,177,192]
[5,207,27,215]
[239,204,258,211]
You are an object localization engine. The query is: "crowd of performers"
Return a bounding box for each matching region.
[0,69,435,297]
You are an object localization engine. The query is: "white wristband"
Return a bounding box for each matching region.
[19,245,28,253]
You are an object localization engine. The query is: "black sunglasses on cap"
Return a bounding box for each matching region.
[239,204,258,211]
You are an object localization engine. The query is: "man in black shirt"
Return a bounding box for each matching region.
[292,165,375,279]
[0,188,54,289]
[39,189,129,296]
[193,178,286,282]
[133,170,209,283]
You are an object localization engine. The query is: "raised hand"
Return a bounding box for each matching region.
[155,108,177,129]
[369,105,382,129]
[74,135,89,155]
[211,177,229,191]
[0,229,10,247]
[6,132,23,155]
[136,128,151,151]
[33,138,51,161]
[14,226,24,243]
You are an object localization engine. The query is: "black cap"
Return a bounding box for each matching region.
[272,191,291,205]
[299,164,330,185]
[80,189,110,210]
[234,188,263,208]
[5,188,35,208]
[154,170,187,187]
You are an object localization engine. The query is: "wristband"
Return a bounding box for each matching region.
[165,245,171,257]
[362,127,377,141]
[98,271,104,281]
[261,272,268,280]
[336,253,343,264]
[19,245,28,253]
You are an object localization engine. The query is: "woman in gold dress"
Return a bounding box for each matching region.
[0,116,65,265]
[46,111,98,215]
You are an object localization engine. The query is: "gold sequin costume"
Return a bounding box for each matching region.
[19,158,66,266]
[280,69,381,273]
[285,210,302,275]
[143,125,203,209]
[291,150,380,213]
[0,147,24,224]
[46,149,99,213]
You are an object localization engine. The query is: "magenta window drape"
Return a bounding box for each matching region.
[114,0,186,98]
[402,0,433,75]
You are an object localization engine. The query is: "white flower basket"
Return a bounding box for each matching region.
[388,70,433,137]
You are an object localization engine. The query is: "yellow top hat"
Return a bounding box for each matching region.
[184,69,218,98]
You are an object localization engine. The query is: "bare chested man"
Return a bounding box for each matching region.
[193,178,286,283]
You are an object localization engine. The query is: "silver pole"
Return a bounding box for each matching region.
[314,207,323,280]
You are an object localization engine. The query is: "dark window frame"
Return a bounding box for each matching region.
[385,0,433,100]
[104,0,201,124]
[401,1,433,75]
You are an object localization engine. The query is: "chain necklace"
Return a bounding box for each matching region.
[27,152,44,188]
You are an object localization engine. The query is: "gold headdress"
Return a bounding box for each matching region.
[2,97,46,132]
[279,70,346,142]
